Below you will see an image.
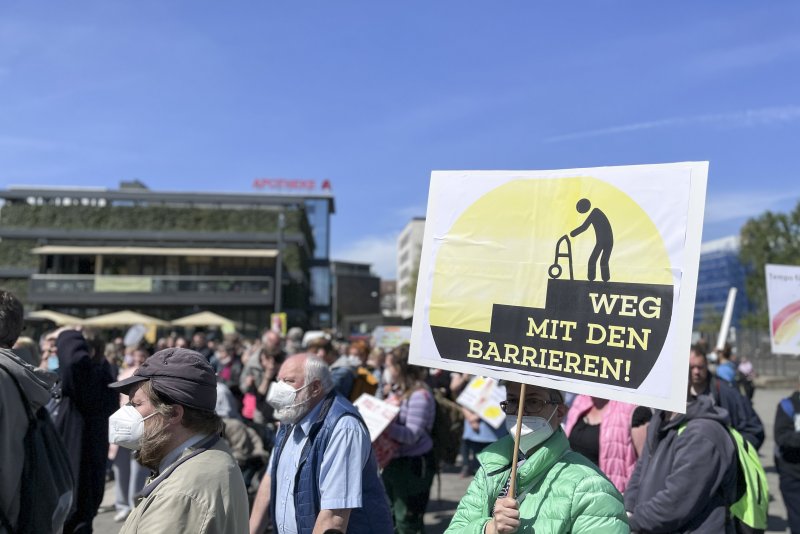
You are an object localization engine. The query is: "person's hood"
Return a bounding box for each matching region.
[716,361,737,383]
[661,394,730,433]
[0,347,55,410]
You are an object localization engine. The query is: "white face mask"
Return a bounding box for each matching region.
[382,367,394,385]
[504,405,558,453]
[108,405,157,450]
[267,380,312,423]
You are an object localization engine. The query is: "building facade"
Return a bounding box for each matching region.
[694,235,753,334]
[0,181,335,334]
[396,217,425,318]
[380,279,397,317]
[331,260,381,335]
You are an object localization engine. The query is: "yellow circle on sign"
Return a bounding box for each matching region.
[429,177,671,332]
[483,406,502,419]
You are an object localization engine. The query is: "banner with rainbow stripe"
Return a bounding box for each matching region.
[766,264,800,356]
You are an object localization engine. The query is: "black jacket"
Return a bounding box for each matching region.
[775,391,800,480]
[55,330,118,529]
[706,376,765,450]
[56,331,117,420]
[624,396,738,533]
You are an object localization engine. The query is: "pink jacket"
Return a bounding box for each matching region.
[565,395,638,493]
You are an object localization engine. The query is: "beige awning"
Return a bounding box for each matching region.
[172,311,238,327]
[31,245,278,258]
[82,310,170,327]
[26,310,83,325]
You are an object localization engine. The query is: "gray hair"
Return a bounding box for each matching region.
[304,354,334,395]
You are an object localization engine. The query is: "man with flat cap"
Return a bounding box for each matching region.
[108,347,249,534]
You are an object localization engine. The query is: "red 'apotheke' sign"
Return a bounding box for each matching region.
[252,178,332,192]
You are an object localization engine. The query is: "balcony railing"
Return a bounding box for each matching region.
[29,274,273,296]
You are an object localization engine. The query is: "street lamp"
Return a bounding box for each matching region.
[274,211,285,314]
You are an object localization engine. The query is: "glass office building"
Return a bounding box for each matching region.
[694,235,753,332]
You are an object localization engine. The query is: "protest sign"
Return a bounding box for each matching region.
[765,264,800,356]
[353,393,400,468]
[372,326,413,350]
[409,163,707,412]
[270,312,287,336]
[123,324,147,347]
[353,393,400,442]
[456,376,507,429]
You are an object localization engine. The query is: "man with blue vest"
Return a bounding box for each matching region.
[249,353,393,534]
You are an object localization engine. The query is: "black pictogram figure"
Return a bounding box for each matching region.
[548,234,574,281]
[569,198,613,282]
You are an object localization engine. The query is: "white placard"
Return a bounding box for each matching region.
[409,162,708,413]
[372,326,413,350]
[765,264,800,356]
[353,393,400,442]
[456,376,507,429]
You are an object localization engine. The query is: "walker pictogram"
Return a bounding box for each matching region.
[548,235,574,281]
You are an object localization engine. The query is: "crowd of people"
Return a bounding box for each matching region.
[1,287,799,533]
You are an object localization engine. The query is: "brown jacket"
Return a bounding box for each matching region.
[120,438,249,534]
[222,417,268,465]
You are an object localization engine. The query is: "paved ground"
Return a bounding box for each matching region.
[92,386,794,533]
[755,387,792,533]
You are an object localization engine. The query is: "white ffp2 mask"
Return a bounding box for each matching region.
[108,405,157,450]
[504,406,558,453]
[266,380,311,411]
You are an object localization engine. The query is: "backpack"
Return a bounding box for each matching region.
[777,397,800,463]
[429,387,464,466]
[349,366,379,402]
[728,427,768,533]
[780,397,795,419]
[0,362,75,534]
[677,423,768,533]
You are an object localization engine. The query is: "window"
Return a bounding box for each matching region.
[310,266,331,306]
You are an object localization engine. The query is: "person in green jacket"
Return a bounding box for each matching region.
[446,383,629,534]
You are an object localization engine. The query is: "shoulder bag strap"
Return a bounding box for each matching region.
[514,448,570,504]
[136,434,221,501]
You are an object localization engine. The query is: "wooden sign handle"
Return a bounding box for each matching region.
[508,383,526,498]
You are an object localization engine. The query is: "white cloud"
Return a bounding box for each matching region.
[704,190,800,223]
[546,105,800,143]
[333,233,399,280]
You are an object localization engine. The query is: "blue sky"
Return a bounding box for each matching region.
[2,2,799,278]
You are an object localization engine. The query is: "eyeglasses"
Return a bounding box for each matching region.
[500,398,559,415]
